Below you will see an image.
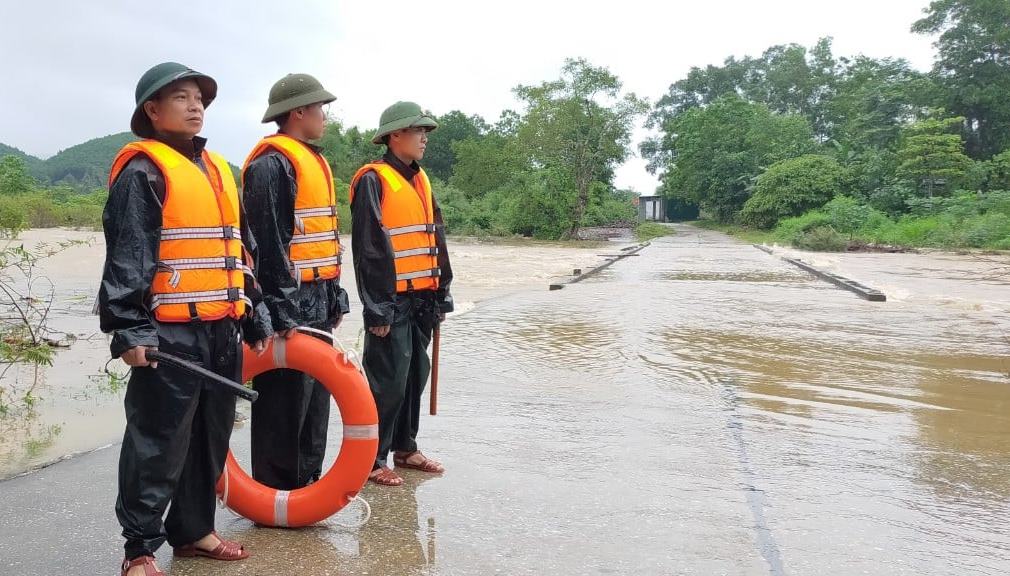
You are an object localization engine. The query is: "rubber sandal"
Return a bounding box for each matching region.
[393,450,445,474]
[121,556,165,576]
[173,531,249,561]
[368,466,404,486]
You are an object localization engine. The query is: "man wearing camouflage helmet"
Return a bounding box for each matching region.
[242,74,350,490]
[99,62,273,576]
[349,102,454,486]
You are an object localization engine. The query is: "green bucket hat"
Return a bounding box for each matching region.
[372,101,439,145]
[262,73,336,123]
[131,62,217,138]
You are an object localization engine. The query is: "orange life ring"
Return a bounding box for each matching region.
[215,332,378,527]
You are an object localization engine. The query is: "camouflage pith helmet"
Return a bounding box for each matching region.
[371,101,438,145]
[261,73,336,123]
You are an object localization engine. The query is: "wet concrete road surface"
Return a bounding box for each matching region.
[2,225,1009,575]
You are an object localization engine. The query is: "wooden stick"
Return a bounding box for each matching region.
[430,325,440,415]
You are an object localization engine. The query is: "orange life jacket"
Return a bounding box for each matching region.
[350,162,440,293]
[109,140,250,323]
[243,134,341,283]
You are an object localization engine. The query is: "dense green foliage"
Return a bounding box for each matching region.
[318,58,644,239]
[642,1,1010,250]
[0,156,105,236]
[5,1,1010,248]
[772,192,1010,250]
[0,133,138,191]
[740,155,846,228]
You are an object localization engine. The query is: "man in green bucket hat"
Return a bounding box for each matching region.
[242,74,350,491]
[99,62,274,576]
[349,102,454,486]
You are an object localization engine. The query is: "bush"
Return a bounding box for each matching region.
[332,177,352,234]
[0,196,26,238]
[582,188,636,227]
[431,178,483,235]
[774,188,1010,250]
[493,170,576,239]
[870,216,943,246]
[823,196,889,238]
[740,155,846,229]
[23,194,62,228]
[978,190,1010,217]
[0,188,107,237]
[794,225,847,251]
[867,184,915,217]
[959,212,1010,248]
[773,211,832,244]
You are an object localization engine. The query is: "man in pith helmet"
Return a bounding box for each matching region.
[242,73,350,490]
[349,101,454,486]
[99,61,273,576]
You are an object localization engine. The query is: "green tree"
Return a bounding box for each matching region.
[913,0,1010,158]
[0,156,35,196]
[652,95,814,222]
[986,148,1010,190]
[741,155,846,228]
[895,114,974,196]
[513,58,647,239]
[317,121,381,182]
[422,111,488,181]
[496,167,576,239]
[744,38,840,139]
[827,57,939,152]
[645,38,839,148]
[448,133,523,200]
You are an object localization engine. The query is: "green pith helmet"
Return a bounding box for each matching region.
[131,62,217,138]
[261,73,336,123]
[371,101,438,145]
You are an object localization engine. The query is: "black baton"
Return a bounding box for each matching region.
[145,350,258,402]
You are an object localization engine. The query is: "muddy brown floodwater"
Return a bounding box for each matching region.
[1,224,1008,575]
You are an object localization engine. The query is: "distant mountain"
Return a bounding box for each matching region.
[0,133,241,190]
[41,132,137,189]
[0,143,43,172]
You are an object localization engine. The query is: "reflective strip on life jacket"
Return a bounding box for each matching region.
[387,223,436,236]
[396,268,440,282]
[158,257,253,288]
[289,230,340,245]
[393,246,439,259]
[294,206,337,218]
[109,140,248,323]
[160,226,241,242]
[243,134,341,283]
[150,287,249,308]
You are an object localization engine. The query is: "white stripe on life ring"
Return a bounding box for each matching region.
[343,424,379,440]
[274,490,290,527]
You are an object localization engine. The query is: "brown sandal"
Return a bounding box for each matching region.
[121,556,165,576]
[393,451,445,474]
[173,532,249,561]
[368,466,404,486]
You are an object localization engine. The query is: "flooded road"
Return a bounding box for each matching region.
[1,224,1009,575]
[0,230,613,479]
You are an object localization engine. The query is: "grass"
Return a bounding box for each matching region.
[635,222,675,241]
[688,220,776,244]
[446,234,611,249]
[769,194,1010,252]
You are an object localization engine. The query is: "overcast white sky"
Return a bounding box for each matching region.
[0,0,937,193]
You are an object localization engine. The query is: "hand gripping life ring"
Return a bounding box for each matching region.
[215,332,378,527]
